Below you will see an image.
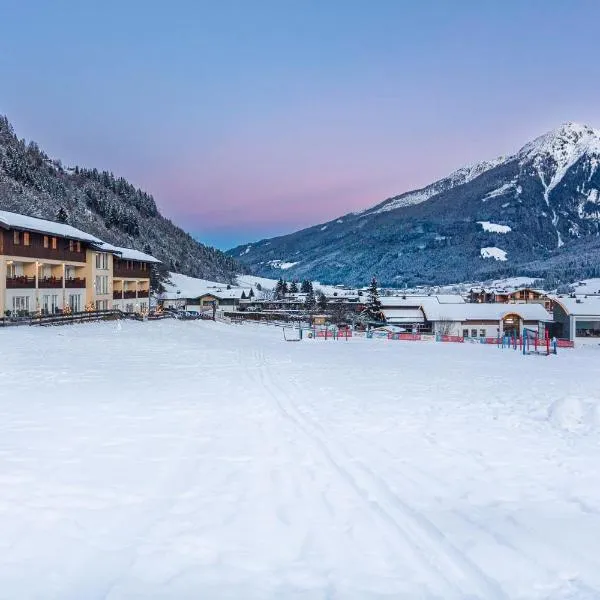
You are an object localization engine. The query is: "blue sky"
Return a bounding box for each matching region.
[2,0,600,248]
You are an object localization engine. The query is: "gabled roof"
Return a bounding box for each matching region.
[420,300,552,322]
[98,242,161,263]
[0,209,103,244]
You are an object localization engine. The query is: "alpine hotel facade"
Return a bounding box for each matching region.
[0,210,159,316]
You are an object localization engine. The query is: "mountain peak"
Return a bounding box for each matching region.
[518,121,600,163]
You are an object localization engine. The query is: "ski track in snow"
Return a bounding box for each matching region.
[0,321,599,599]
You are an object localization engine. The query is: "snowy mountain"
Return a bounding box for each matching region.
[229,122,600,286]
[0,116,244,282]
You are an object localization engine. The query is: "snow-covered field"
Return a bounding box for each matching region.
[1,321,600,599]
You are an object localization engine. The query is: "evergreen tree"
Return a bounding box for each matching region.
[248,288,254,298]
[256,283,262,291]
[363,276,384,322]
[275,278,285,299]
[241,290,247,299]
[317,291,328,312]
[304,287,316,312]
[56,206,68,223]
[289,280,299,293]
[300,279,312,293]
[281,280,289,295]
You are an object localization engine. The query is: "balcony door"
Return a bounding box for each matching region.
[42,294,59,314]
[68,293,82,312]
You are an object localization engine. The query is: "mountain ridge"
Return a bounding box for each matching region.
[229,122,600,286]
[0,115,245,282]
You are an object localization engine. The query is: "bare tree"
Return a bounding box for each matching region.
[436,316,455,336]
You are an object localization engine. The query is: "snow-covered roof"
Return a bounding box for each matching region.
[421,300,552,322]
[199,289,249,300]
[550,295,600,317]
[0,209,103,243]
[98,243,161,263]
[380,294,465,307]
[382,308,425,323]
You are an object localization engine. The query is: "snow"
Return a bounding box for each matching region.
[236,274,277,291]
[320,225,327,231]
[98,243,161,263]
[570,278,600,295]
[362,157,506,215]
[0,209,103,243]
[162,272,248,300]
[240,246,252,256]
[267,260,299,270]
[1,320,600,598]
[478,221,512,234]
[481,181,517,202]
[480,247,508,261]
[550,294,600,317]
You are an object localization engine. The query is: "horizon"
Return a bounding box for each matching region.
[4,1,600,249]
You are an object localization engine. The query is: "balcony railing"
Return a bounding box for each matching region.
[6,276,36,289]
[65,277,86,288]
[137,290,149,298]
[39,277,63,288]
[123,290,137,299]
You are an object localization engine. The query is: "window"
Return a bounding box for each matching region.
[43,236,49,248]
[139,302,147,312]
[95,299,109,311]
[69,240,74,251]
[51,237,57,250]
[95,275,109,295]
[95,253,109,270]
[13,231,20,245]
[480,329,486,338]
[462,329,469,338]
[471,329,478,338]
[23,232,30,246]
[12,296,30,313]
[76,241,81,252]
[142,262,147,271]
[42,294,59,314]
[68,293,81,312]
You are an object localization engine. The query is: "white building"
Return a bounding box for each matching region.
[381,295,551,338]
[551,295,600,344]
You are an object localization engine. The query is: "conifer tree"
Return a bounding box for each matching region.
[300,279,312,293]
[241,290,247,300]
[317,291,328,312]
[56,206,68,223]
[248,288,254,299]
[363,276,384,322]
[304,286,316,312]
[282,280,289,295]
[289,280,299,293]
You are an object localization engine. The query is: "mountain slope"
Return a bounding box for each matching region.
[0,116,244,281]
[229,122,600,286]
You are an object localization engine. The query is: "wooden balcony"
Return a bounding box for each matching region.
[6,276,35,288]
[137,290,149,298]
[114,265,149,279]
[123,290,137,299]
[39,277,63,288]
[65,277,86,288]
[113,290,123,299]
